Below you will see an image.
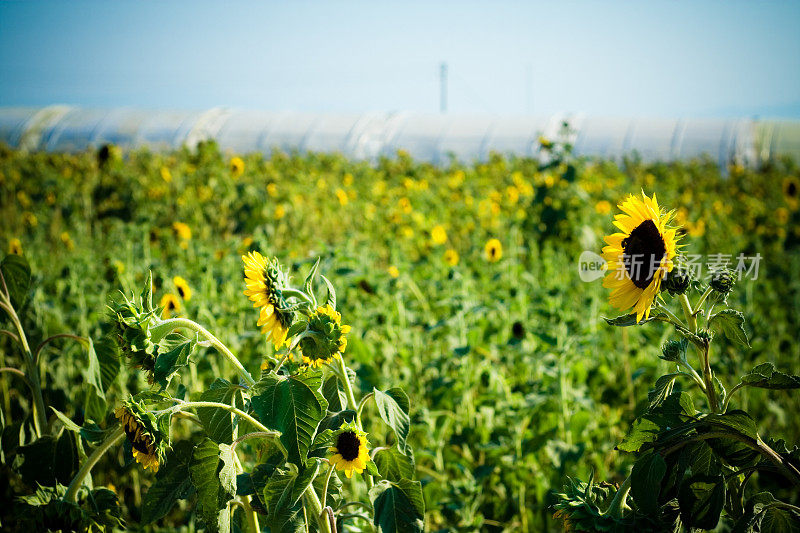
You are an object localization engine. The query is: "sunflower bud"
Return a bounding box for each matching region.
[709,269,735,294]
[115,397,169,472]
[299,305,350,368]
[110,295,161,383]
[661,267,690,296]
[660,339,687,362]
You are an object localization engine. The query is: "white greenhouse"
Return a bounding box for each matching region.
[1,106,798,166]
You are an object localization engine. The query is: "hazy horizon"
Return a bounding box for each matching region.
[2,0,799,118]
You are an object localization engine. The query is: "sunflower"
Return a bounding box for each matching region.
[8,238,22,255]
[387,266,400,278]
[602,192,679,322]
[159,293,181,319]
[160,166,172,183]
[300,305,350,368]
[443,249,459,266]
[173,276,192,301]
[115,401,165,472]
[230,156,245,178]
[430,225,448,245]
[485,238,503,262]
[172,222,192,241]
[783,176,799,210]
[242,251,293,348]
[329,422,371,479]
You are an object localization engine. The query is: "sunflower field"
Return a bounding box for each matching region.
[1,139,799,532]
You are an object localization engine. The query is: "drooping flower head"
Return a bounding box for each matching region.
[329,421,370,479]
[242,251,294,348]
[300,304,350,368]
[602,192,680,322]
[115,398,168,472]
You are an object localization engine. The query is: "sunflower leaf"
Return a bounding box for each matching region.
[251,372,328,466]
[153,335,196,390]
[190,438,233,533]
[302,257,320,298]
[739,362,800,390]
[374,445,416,482]
[194,379,245,444]
[631,451,666,515]
[370,479,425,533]
[602,312,668,327]
[0,253,31,317]
[141,441,196,525]
[709,309,749,347]
[320,274,336,310]
[373,388,411,453]
[262,459,321,533]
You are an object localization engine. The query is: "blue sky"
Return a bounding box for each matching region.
[1,0,799,117]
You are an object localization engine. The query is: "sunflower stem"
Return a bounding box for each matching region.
[167,400,276,439]
[701,342,720,413]
[335,356,373,490]
[678,294,697,333]
[695,286,714,313]
[0,286,48,437]
[303,484,332,533]
[153,318,255,387]
[64,425,125,503]
[320,460,336,510]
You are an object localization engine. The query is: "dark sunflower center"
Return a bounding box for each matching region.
[124,425,154,454]
[336,431,361,461]
[788,181,798,198]
[167,299,176,310]
[177,286,185,298]
[621,219,666,289]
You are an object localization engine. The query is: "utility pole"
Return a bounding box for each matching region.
[440,62,448,114]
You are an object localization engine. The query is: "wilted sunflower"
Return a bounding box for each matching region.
[485,238,503,262]
[602,192,679,322]
[115,400,166,472]
[159,293,181,319]
[173,276,192,301]
[242,251,293,348]
[230,156,245,178]
[329,422,370,479]
[300,305,350,368]
[783,176,799,210]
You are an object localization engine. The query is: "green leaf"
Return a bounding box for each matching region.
[370,479,425,533]
[374,445,416,482]
[1,253,31,313]
[631,452,666,515]
[15,433,78,486]
[302,257,320,297]
[740,362,800,390]
[709,309,750,347]
[617,392,695,453]
[322,375,346,412]
[602,312,667,327]
[153,336,196,389]
[320,274,336,310]
[759,506,800,533]
[190,438,234,533]
[702,410,757,440]
[678,474,726,530]
[50,408,106,443]
[79,337,105,402]
[251,372,327,466]
[94,336,120,391]
[262,459,321,533]
[195,379,245,444]
[142,441,196,525]
[373,388,411,453]
[647,373,681,409]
